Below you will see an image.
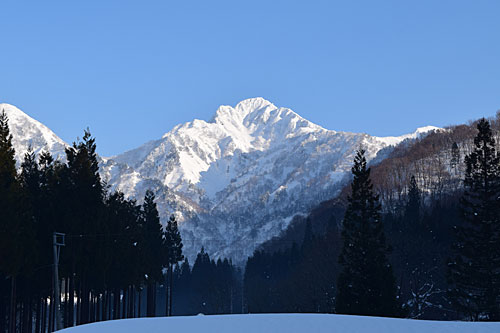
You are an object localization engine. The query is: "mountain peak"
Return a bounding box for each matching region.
[211,97,275,124]
[235,97,275,111]
[1,103,30,121]
[0,103,67,163]
[211,97,324,138]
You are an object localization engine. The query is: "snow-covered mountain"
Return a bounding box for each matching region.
[100,98,439,262]
[0,103,67,164]
[2,99,440,263]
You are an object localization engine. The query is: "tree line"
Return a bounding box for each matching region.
[0,110,237,332]
[171,249,243,316]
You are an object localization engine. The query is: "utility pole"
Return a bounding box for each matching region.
[169,265,173,316]
[53,232,65,331]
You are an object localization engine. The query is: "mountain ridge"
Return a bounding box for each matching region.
[1,98,440,262]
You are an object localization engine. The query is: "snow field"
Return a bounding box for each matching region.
[59,313,500,333]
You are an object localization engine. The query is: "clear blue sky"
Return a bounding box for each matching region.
[1,1,499,156]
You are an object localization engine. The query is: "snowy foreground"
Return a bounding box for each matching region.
[59,314,500,333]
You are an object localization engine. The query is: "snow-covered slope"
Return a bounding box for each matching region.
[375,125,442,146]
[0,103,67,164]
[59,314,500,333]
[101,98,440,262]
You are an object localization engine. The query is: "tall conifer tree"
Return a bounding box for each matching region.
[163,214,183,316]
[406,175,421,225]
[448,118,500,321]
[0,109,19,333]
[63,129,106,324]
[191,247,212,313]
[0,110,35,332]
[0,110,19,272]
[142,189,163,317]
[336,149,400,317]
[451,142,461,171]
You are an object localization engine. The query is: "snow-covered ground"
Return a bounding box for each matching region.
[59,314,499,333]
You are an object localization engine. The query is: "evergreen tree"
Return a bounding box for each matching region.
[28,150,62,328]
[448,118,500,320]
[174,258,191,315]
[301,218,314,252]
[0,110,16,187]
[191,247,212,314]
[19,149,64,331]
[406,175,421,225]
[0,110,19,273]
[63,129,107,325]
[20,147,40,196]
[451,142,460,171]
[105,191,144,320]
[0,109,18,333]
[142,189,163,317]
[163,214,183,316]
[19,148,42,275]
[213,258,233,314]
[336,149,400,317]
[400,175,438,318]
[0,110,36,332]
[285,229,338,313]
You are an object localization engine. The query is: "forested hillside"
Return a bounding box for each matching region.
[248,112,500,320]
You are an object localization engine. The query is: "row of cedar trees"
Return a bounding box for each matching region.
[0,109,189,332]
[172,249,243,316]
[0,109,244,332]
[245,118,500,321]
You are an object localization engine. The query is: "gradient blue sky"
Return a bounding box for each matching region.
[1,1,499,156]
